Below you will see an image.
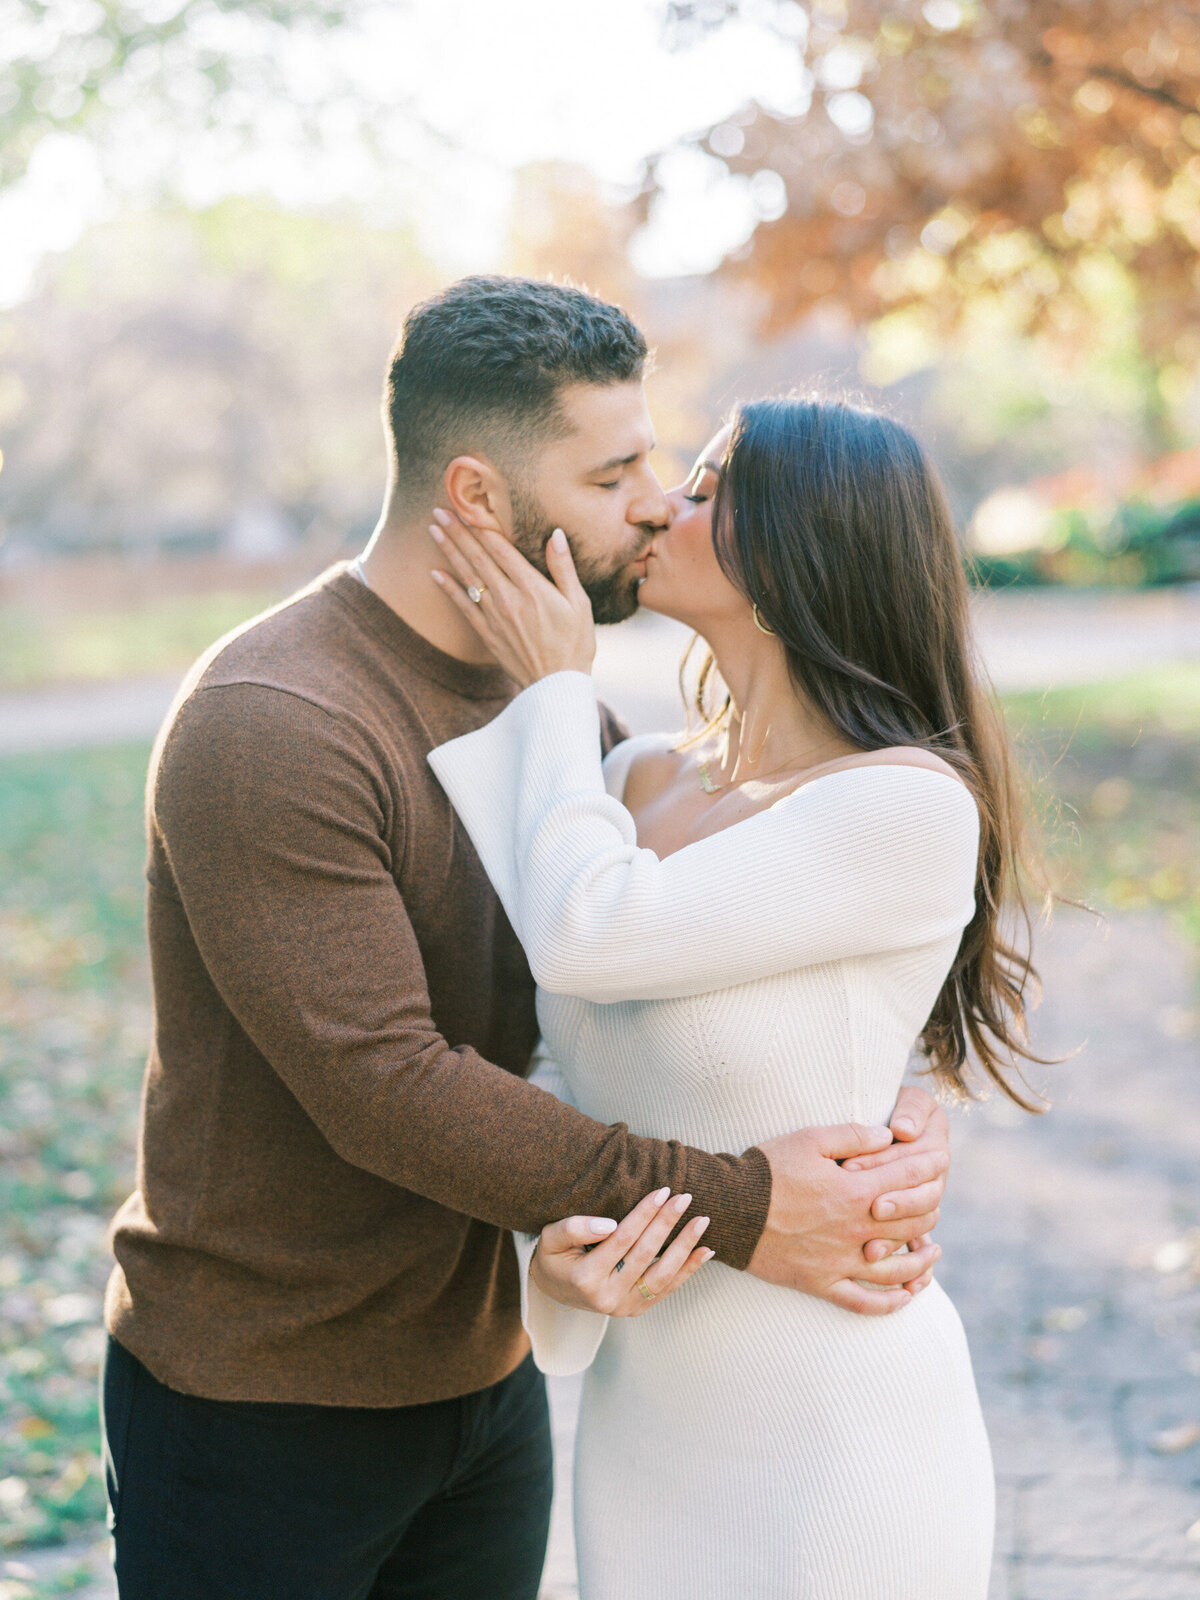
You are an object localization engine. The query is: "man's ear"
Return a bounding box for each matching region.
[443,455,513,537]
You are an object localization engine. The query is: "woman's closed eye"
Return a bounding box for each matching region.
[684,464,718,504]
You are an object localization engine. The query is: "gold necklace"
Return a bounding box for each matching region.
[698,742,838,795]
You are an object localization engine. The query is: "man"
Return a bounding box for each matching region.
[102,275,950,1599]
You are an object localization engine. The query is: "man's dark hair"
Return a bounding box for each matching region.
[384,275,649,502]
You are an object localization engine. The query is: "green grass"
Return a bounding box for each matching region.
[1003,663,1200,745]
[0,663,1197,1559]
[0,592,278,691]
[1005,666,1200,952]
[0,743,150,1551]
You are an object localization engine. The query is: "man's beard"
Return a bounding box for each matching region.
[509,482,645,625]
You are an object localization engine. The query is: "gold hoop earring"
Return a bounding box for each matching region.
[752,603,775,636]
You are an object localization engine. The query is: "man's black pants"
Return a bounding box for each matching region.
[101,1336,554,1600]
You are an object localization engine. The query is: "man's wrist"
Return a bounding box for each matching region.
[682,1145,772,1271]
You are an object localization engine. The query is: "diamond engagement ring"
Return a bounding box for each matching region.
[467,585,487,604]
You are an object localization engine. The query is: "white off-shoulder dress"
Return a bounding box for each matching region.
[429,671,994,1600]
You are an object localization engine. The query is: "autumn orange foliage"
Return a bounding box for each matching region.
[660,1,1200,358]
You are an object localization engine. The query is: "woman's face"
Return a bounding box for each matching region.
[636,425,748,631]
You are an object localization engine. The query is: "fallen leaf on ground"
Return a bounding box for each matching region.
[1150,1421,1200,1454]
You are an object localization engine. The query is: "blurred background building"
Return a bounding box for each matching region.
[1,3,1199,1596]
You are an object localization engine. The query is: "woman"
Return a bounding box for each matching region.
[426,398,1042,1599]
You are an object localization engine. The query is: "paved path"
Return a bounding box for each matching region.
[0,676,181,756]
[538,910,1200,1600]
[1,585,1198,753]
[593,584,1200,739]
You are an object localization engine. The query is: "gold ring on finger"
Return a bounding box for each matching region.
[466,584,487,605]
[636,1278,655,1301]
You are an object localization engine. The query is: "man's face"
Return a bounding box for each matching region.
[508,381,668,624]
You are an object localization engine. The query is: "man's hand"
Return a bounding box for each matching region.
[748,1103,949,1316]
[844,1085,949,1278]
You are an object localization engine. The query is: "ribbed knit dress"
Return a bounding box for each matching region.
[429,671,995,1600]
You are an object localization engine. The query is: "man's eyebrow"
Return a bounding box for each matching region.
[586,443,656,474]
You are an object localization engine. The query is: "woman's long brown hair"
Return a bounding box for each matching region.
[702,397,1048,1110]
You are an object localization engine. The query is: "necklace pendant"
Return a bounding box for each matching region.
[698,762,722,795]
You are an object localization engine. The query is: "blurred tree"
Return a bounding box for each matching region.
[500,161,1183,523]
[505,161,750,484]
[0,197,438,557]
[657,0,1200,364]
[0,0,405,190]
[507,162,641,308]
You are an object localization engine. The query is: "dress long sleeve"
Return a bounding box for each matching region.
[428,673,980,1005]
[512,1044,610,1376]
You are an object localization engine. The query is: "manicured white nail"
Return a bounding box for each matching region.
[653,1187,670,1205]
[428,524,444,542]
[432,507,450,525]
[588,1218,618,1236]
[550,527,567,552]
[672,1192,692,1214]
[430,570,445,584]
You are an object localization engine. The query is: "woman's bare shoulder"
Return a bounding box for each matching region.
[620,738,695,810]
[810,746,969,790]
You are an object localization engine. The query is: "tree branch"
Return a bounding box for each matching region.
[1089,66,1197,116]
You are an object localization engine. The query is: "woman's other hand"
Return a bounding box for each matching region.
[429,509,595,687]
[529,1188,713,1316]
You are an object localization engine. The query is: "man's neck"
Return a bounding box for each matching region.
[356,516,500,668]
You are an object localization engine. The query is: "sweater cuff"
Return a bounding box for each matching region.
[684,1144,773,1273]
[513,1231,609,1377]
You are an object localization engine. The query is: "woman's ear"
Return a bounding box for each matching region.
[443,455,512,536]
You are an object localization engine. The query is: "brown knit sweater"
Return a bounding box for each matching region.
[104,566,772,1406]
